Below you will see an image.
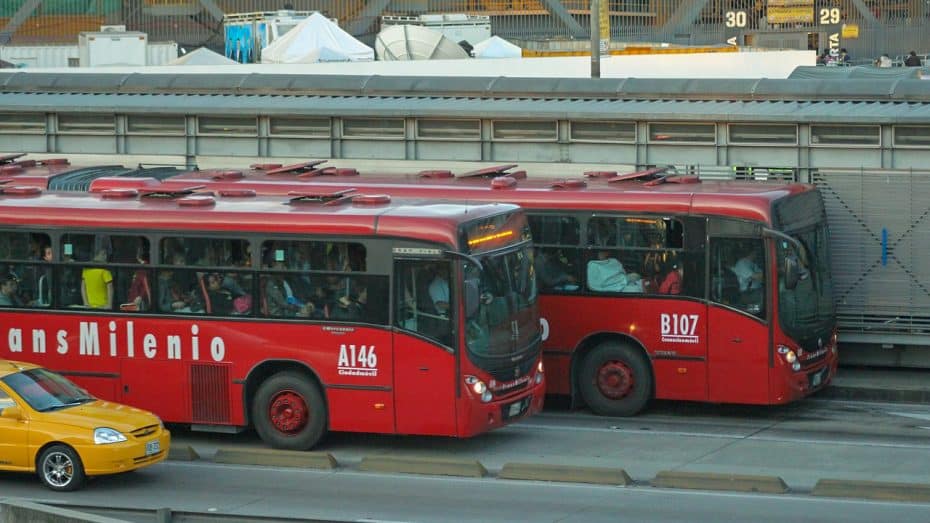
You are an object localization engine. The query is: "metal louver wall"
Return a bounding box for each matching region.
[814,168,930,344]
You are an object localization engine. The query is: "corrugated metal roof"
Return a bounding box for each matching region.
[2,91,930,123]
[2,72,930,102]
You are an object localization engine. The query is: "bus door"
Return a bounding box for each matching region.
[392,258,457,435]
[706,236,770,404]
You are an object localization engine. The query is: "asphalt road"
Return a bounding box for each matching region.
[2,397,929,522]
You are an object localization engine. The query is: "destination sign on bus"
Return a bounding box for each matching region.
[463,212,529,254]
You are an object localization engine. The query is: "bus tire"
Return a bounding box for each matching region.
[252,371,327,450]
[579,341,652,417]
[38,444,86,491]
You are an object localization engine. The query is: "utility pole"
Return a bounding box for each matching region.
[590,0,600,78]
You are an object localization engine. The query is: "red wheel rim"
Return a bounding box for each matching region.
[268,389,309,435]
[596,360,634,400]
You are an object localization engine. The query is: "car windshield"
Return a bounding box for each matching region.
[1,368,94,412]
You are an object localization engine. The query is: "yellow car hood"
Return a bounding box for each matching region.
[37,400,160,433]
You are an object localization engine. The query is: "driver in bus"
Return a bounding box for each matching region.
[429,271,450,315]
[731,247,763,292]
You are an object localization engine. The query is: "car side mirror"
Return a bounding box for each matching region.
[784,254,800,290]
[0,405,22,420]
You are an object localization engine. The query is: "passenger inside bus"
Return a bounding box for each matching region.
[123,248,151,311]
[428,271,450,315]
[587,251,643,293]
[204,272,234,315]
[159,251,198,313]
[658,261,683,295]
[534,247,578,291]
[81,248,114,309]
[0,273,20,307]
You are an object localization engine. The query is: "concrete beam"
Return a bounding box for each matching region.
[849,0,880,26]
[0,0,43,45]
[659,0,711,35]
[499,463,633,485]
[813,479,930,502]
[197,0,226,22]
[360,455,487,478]
[652,470,789,493]
[345,0,392,37]
[540,0,587,39]
[214,447,337,469]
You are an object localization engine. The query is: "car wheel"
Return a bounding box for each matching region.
[579,341,652,417]
[252,371,327,450]
[38,445,86,492]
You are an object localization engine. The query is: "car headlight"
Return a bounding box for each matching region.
[94,427,128,444]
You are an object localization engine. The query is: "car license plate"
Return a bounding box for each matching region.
[145,439,160,456]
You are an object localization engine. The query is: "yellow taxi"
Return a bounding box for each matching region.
[0,359,170,491]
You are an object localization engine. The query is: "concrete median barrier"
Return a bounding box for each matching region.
[213,447,337,469]
[812,479,930,502]
[167,445,200,461]
[0,500,126,523]
[652,470,789,493]
[499,463,633,486]
[359,455,487,478]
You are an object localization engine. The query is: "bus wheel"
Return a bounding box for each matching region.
[38,444,86,491]
[579,341,652,417]
[252,371,327,450]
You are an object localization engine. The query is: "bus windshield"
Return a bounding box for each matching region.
[464,244,539,358]
[775,192,836,349]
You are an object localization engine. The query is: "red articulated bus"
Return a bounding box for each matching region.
[4,155,839,416]
[103,160,837,417]
[0,185,545,449]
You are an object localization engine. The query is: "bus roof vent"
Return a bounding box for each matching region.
[0,165,23,175]
[138,185,207,198]
[643,175,701,187]
[352,194,391,205]
[607,166,673,184]
[100,188,139,199]
[13,160,37,168]
[89,177,163,193]
[287,188,357,205]
[250,163,284,170]
[491,176,517,189]
[203,169,244,181]
[584,170,618,179]
[218,189,257,198]
[0,153,27,164]
[548,178,587,190]
[0,185,42,196]
[418,169,454,179]
[177,195,216,207]
[459,164,520,179]
[265,160,328,175]
[39,158,70,166]
[299,167,359,178]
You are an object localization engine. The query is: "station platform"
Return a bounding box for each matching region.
[821,366,930,404]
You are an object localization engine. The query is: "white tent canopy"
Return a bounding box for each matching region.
[473,36,522,59]
[375,24,469,61]
[169,47,238,66]
[261,12,373,64]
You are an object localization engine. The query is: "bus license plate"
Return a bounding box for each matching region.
[145,439,160,456]
[810,368,826,388]
[505,398,527,419]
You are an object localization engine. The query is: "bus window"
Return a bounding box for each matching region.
[395,259,453,347]
[0,231,51,307]
[528,214,582,292]
[710,238,766,318]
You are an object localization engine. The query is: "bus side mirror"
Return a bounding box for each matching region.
[784,255,800,290]
[464,279,480,318]
[0,405,22,420]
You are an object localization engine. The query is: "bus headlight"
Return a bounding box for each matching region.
[535,360,544,384]
[465,375,487,395]
[777,345,798,365]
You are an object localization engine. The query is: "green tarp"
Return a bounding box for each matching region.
[1,0,120,18]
